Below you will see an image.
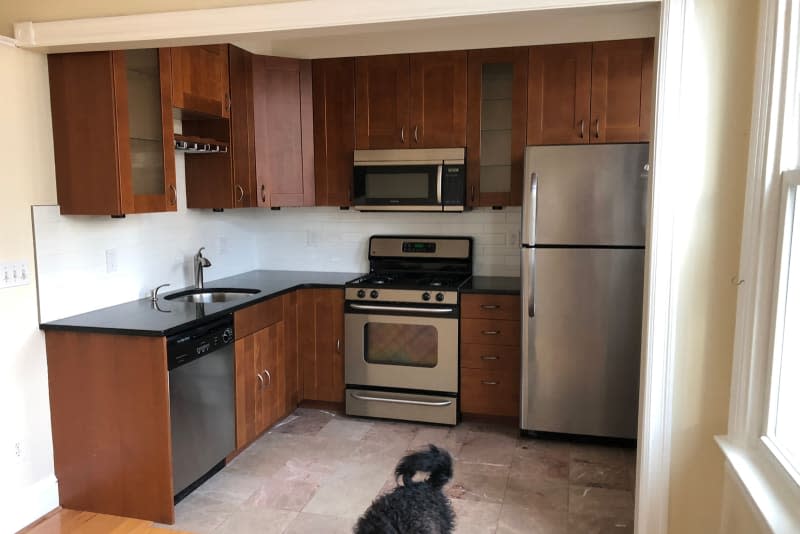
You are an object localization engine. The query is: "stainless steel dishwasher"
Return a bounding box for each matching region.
[168,315,235,501]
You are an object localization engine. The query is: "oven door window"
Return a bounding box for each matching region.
[364,322,438,367]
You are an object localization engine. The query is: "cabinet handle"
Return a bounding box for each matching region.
[471,185,476,203]
[264,369,271,387]
[400,127,405,144]
[236,184,245,202]
[336,338,341,353]
[481,380,499,386]
[413,125,419,143]
[169,184,177,205]
[261,184,266,203]
[480,355,499,361]
[594,118,600,139]
[579,119,585,139]
[226,93,231,113]
[482,330,500,335]
[256,373,264,389]
[481,304,500,310]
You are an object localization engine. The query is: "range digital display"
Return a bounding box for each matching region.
[402,241,436,253]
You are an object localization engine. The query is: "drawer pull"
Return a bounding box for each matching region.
[481,304,500,310]
[482,330,500,335]
[481,380,499,385]
[480,355,499,361]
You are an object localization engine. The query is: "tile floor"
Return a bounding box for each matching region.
[159,408,636,533]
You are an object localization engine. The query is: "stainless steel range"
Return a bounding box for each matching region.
[344,236,473,425]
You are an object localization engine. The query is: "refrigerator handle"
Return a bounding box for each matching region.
[528,249,535,317]
[521,172,538,245]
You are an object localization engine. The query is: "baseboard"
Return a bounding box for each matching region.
[7,475,59,534]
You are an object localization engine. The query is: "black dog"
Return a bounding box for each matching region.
[354,445,455,534]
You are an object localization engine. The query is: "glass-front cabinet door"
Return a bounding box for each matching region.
[116,49,177,213]
[466,48,528,207]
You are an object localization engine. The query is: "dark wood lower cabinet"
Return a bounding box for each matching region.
[298,288,345,403]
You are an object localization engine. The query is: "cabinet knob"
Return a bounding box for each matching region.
[235,184,245,202]
[263,369,272,387]
[594,118,600,139]
[413,125,419,144]
[481,380,499,386]
[400,126,405,144]
[471,185,476,203]
[481,304,500,310]
[579,119,585,139]
[480,355,499,361]
[482,330,500,335]
[169,184,177,206]
[257,372,264,389]
[261,184,267,203]
[336,338,341,353]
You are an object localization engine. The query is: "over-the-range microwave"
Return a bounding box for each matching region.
[352,148,466,212]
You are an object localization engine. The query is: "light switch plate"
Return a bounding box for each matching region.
[0,261,31,288]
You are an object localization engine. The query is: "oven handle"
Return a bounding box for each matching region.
[348,303,455,314]
[436,164,443,204]
[350,392,453,407]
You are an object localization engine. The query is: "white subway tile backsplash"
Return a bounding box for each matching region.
[33,192,521,321]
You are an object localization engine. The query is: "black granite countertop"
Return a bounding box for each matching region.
[39,270,362,337]
[460,276,521,295]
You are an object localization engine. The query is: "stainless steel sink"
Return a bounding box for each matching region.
[164,287,261,304]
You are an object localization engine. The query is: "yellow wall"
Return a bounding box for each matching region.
[0,0,293,37]
[0,43,58,532]
[666,0,761,532]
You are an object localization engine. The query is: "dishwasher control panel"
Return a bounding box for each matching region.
[167,316,234,371]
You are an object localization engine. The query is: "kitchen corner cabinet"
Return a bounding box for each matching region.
[460,293,521,417]
[48,49,177,216]
[527,38,654,145]
[298,288,345,403]
[312,57,355,206]
[44,330,174,524]
[466,47,528,208]
[355,51,467,149]
[170,45,231,118]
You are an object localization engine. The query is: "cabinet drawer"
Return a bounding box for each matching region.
[460,318,520,346]
[461,343,520,372]
[460,368,519,417]
[461,294,520,320]
[234,296,283,339]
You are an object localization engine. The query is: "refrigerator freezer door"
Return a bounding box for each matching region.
[523,144,649,246]
[521,247,644,438]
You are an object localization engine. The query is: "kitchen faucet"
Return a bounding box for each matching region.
[194,247,212,289]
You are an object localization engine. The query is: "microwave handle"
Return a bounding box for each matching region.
[436,165,443,204]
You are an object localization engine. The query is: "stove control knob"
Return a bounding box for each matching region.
[221,327,233,343]
[435,292,445,302]
[422,292,431,301]
[357,289,366,299]
[370,290,379,299]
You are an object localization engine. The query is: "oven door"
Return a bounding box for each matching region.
[344,303,458,393]
[352,164,443,211]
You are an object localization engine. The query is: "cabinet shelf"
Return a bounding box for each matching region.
[174,134,229,154]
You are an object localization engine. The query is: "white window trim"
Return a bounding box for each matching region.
[717,0,800,532]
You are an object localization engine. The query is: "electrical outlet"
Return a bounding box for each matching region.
[0,261,30,288]
[508,231,520,247]
[105,249,118,273]
[13,441,23,464]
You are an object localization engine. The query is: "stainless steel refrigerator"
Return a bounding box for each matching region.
[520,144,649,439]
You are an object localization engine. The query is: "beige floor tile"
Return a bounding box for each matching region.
[568,486,634,518]
[193,471,263,505]
[496,504,567,534]
[569,444,636,491]
[459,430,518,467]
[451,497,502,533]
[445,461,510,503]
[316,417,374,442]
[271,408,337,436]
[410,424,469,458]
[503,474,569,513]
[568,512,634,534]
[284,512,357,534]
[512,439,570,486]
[214,507,298,533]
[302,460,393,518]
[161,494,237,533]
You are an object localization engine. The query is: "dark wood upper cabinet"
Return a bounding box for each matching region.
[312,58,355,206]
[409,51,467,148]
[48,49,177,216]
[253,55,315,207]
[527,38,654,146]
[466,47,528,207]
[170,45,230,118]
[527,43,592,145]
[590,38,655,143]
[355,54,410,149]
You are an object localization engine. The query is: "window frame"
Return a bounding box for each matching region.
[718,0,800,531]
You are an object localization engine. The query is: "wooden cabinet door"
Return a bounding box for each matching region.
[257,321,285,431]
[466,47,528,207]
[48,50,176,216]
[229,45,257,207]
[312,58,355,206]
[170,45,230,118]
[590,38,655,143]
[409,51,467,148]
[235,331,263,449]
[282,290,301,410]
[355,54,410,149]
[527,43,592,145]
[298,289,345,402]
[252,55,315,207]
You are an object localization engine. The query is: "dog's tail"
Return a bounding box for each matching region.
[395,444,453,489]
